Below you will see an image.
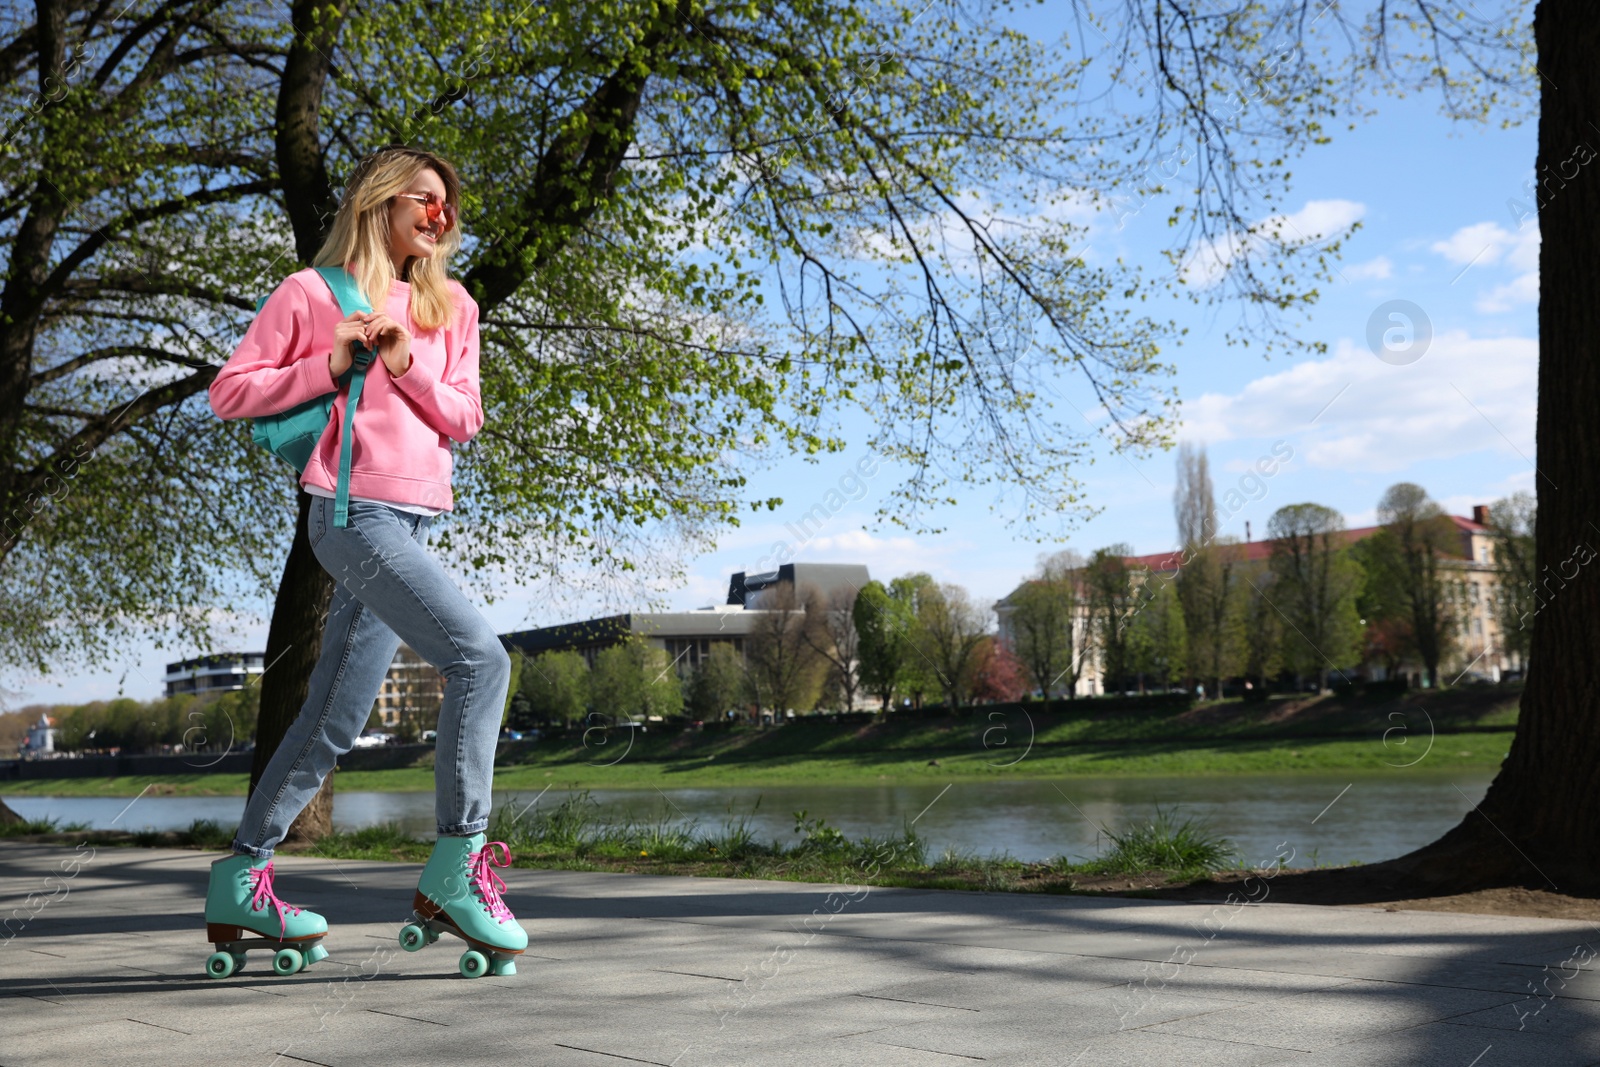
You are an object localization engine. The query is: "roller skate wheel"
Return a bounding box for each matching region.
[459,949,488,978]
[231,951,248,973]
[205,950,236,979]
[490,957,517,977]
[272,947,304,976]
[399,924,428,952]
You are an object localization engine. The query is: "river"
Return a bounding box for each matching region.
[5,770,1493,867]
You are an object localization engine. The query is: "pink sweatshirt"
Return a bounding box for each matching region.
[209,267,482,512]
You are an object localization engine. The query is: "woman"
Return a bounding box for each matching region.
[204,145,526,979]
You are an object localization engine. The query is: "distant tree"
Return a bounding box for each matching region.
[1359,483,1460,689]
[524,649,590,728]
[745,582,826,720]
[854,580,909,714]
[1126,576,1187,691]
[1174,442,1218,548]
[1359,615,1413,683]
[802,586,864,711]
[970,637,1028,703]
[506,691,536,733]
[685,642,748,721]
[1233,565,1283,695]
[592,644,637,721]
[889,573,941,709]
[1007,549,1085,707]
[1485,491,1536,672]
[177,686,259,756]
[1086,545,1136,694]
[1176,538,1245,696]
[914,582,991,711]
[0,707,43,755]
[1267,504,1364,692]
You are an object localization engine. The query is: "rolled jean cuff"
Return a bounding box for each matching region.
[232,839,273,860]
[438,820,489,837]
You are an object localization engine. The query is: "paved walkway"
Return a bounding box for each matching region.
[1,842,1596,1066]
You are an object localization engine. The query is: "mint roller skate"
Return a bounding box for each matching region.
[400,833,527,978]
[203,853,329,979]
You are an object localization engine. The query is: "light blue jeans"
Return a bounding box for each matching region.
[232,495,512,858]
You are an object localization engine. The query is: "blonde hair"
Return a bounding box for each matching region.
[312,145,464,333]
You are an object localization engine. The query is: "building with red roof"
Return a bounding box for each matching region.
[995,505,1514,696]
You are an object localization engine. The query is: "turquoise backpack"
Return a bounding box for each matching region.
[249,266,375,529]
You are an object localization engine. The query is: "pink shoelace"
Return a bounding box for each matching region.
[248,860,305,939]
[468,841,515,923]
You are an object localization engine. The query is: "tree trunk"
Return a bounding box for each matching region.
[1363,0,1600,894]
[249,488,337,842]
[0,796,21,825]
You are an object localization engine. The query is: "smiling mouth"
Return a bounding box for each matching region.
[416,226,438,242]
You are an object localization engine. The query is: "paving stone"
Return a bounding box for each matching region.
[1292,1019,1598,1066]
[3,842,1595,1067]
[1142,979,1526,1053]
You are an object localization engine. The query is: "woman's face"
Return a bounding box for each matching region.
[387,166,451,269]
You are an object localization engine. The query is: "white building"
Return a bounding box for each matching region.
[22,713,56,757]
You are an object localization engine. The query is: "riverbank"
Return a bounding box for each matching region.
[6,787,1593,922]
[0,686,1519,797]
[0,732,1515,796]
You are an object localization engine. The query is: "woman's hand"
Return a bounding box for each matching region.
[328,311,371,380]
[363,312,413,378]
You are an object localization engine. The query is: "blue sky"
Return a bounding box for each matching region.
[6,6,1540,708]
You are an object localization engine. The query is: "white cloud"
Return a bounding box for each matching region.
[1428,221,1539,314]
[1177,199,1366,289]
[1345,255,1393,281]
[1178,329,1536,474]
[1477,270,1539,313]
[1431,221,1513,265]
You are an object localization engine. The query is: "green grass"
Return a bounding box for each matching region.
[1071,806,1237,880]
[0,687,1520,798]
[16,797,1253,898]
[0,731,1515,797]
[0,815,92,836]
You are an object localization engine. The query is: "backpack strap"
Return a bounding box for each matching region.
[312,267,376,529]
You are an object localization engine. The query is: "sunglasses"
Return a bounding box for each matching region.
[396,191,457,233]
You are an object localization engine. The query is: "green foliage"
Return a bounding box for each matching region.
[1486,491,1536,669]
[589,638,683,722]
[888,574,941,707]
[854,580,910,712]
[178,818,235,850]
[1087,546,1136,691]
[1126,577,1187,688]
[1079,807,1236,877]
[1175,540,1246,692]
[685,643,748,721]
[1231,565,1283,689]
[791,808,849,855]
[521,650,590,726]
[1007,550,1084,703]
[1267,504,1365,689]
[1353,484,1462,687]
[910,581,990,712]
[0,815,78,836]
[0,0,1198,683]
[49,689,259,754]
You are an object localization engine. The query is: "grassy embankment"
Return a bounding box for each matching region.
[0,685,1520,798]
[1,789,1261,895]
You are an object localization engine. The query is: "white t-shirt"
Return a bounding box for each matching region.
[303,481,443,518]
